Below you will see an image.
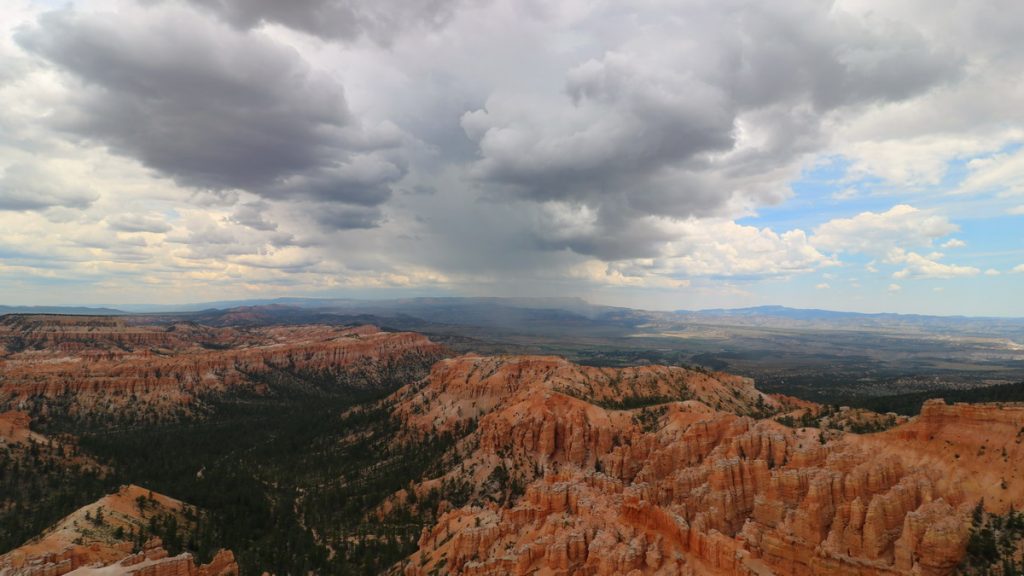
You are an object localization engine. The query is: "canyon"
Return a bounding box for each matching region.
[391,355,1024,575]
[0,315,445,419]
[0,411,236,576]
[2,314,1022,575]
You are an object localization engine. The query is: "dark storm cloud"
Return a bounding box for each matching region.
[228,201,277,231]
[163,0,467,44]
[310,204,384,230]
[536,223,675,261]
[461,0,961,259]
[15,6,405,210]
[0,163,97,211]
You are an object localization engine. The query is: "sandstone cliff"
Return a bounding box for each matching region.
[385,355,778,505]
[391,356,1024,576]
[0,315,445,419]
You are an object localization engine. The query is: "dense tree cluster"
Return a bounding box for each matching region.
[856,381,1024,416]
[58,360,446,575]
[0,435,106,551]
[961,501,1024,575]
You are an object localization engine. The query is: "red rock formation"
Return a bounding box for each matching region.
[391,357,1024,576]
[391,354,777,435]
[384,354,779,517]
[0,411,34,444]
[0,488,238,576]
[0,315,445,418]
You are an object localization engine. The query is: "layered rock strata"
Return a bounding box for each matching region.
[393,356,1024,576]
[0,315,444,416]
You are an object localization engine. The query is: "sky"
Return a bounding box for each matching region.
[1,0,1023,315]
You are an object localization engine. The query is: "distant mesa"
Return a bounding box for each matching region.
[0,315,446,422]
[0,306,125,316]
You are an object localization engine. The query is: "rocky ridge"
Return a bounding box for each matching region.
[0,315,445,418]
[390,356,1024,575]
[386,355,778,500]
[0,485,237,576]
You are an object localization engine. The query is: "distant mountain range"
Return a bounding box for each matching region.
[0,305,124,315]
[683,304,1010,321]
[4,296,1023,407]
[4,298,1024,340]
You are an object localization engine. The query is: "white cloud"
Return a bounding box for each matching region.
[812,205,957,255]
[106,213,172,234]
[561,217,835,287]
[1009,205,1024,215]
[842,137,1003,188]
[1013,264,1024,274]
[568,260,690,289]
[637,219,835,278]
[831,187,859,201]
[941,238,966,249]
[985,268,1001,276]
[816,283,831,289]
[886,248,980,279]
[960,148,1024,195]
[0,162,98,212]
[888,283,902,293]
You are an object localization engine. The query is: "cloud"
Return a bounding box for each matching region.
[0,0,1022,310]
[842,137,997,188]
[812,205,957,255]
[961,148,1024,195]
[560,218,834,284]
[1010,205,1024,215]
[888,283,902,293]
[832,187,859,201]
[15,5,406,210]
[106,213,172,233]
[309,204,384,230]
[0,163,97,212]
[230,247,321,271]
[886,248,980,279]
[165,0,467,44]
[985,268,1001,276]
[816,283,830,290]
[941,238,966,249]
[1013,264,1024,274]
[567,260,690,289]
[228,201,277,231]
[460,0,959,234]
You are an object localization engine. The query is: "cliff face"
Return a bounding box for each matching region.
[392,356,1024,576]
[391,354,776,435]
[0,411,36,445]
[1,539,237,576]
[386,355,777,501]
[0,485,238,576]
[0,315,445,418]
